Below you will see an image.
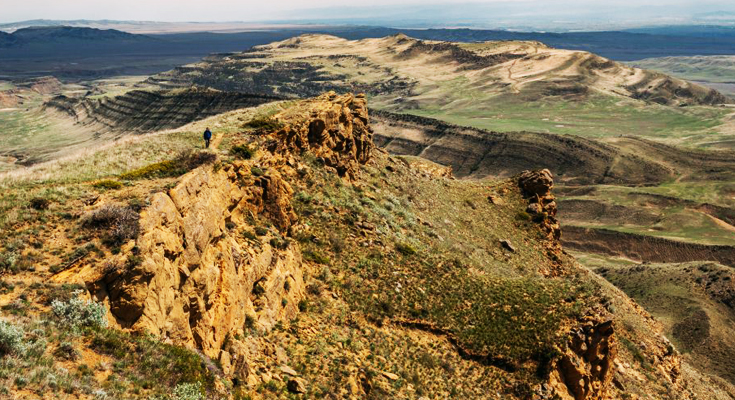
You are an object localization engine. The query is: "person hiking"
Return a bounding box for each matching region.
[203,127,212,149]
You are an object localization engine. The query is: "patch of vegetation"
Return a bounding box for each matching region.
[242,117,284,134]
[50,243,98,274]
[28,197,51,210]
[0,320,25,356]
[148,382,204,400]
[303,250,330,264]
[250,166,264,177]
[81,204,140,247]
[395,243,417,256]
[93,180,123,190]
[230,144,255,160]
[120,151,216,180]
[51,295,108,330]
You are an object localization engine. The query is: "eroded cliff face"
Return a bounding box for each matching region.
[93,92,373,379]
[102,165,303,363]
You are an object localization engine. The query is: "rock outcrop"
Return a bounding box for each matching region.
[518,169,561,241]
[99,163,304,366]
[541,318,617,400]
[94,91,373,382]
[271,92,374,180]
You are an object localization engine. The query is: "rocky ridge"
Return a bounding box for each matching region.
[88,92,374,382]
[37,92,731,399]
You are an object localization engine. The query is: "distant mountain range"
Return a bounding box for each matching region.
[0,26,149,48]
[3,24,735,79]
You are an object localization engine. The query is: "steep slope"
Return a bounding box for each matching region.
[44,87,280,135]
[631,56,735,97]
[372,111,671,185]
[582,257,735,387]
[372,110,735,185]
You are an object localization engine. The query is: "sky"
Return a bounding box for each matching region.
[2,0,735,27]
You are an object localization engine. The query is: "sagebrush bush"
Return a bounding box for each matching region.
[242,116,284,133]
[51,295,108,329]
[230,144,255,159]
[81,204,140,246]
[0,320,25,356]
[149,382,204,400]
[29,197,51,210]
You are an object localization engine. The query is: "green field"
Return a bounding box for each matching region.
[373,91,728,146]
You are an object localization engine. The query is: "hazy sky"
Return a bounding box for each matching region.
[2,0,733,24]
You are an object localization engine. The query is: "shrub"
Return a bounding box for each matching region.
[29,197,51,210]
[120,151,216,180]
[242,231,258,241]
[0,320,25,356]
[303,250,330,265]
[93,180,123,190]
[250,166,264,177]
[51,295,108,329]
[54,341,80,361]
[270,238,289,250]
[0,253,17,274]
[149,382,204,400]
[230,144,255,160]
[242,117,284,134]
[395,243,417,256]
[81,204,140,246]
[120,160,178,180]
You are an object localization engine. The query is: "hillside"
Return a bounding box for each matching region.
[0,93,733,399]
[149,34,732,146]
[150,33,729,108]
[631,56,735,97]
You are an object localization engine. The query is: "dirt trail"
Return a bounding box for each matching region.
[506,44,539,94]
[211,132,225,150]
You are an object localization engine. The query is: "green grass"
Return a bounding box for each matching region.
[0,282,218,399]
[291,151,596,365]
[559,183,735,246]
[377,92,727,145]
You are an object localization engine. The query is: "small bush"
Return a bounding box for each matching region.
[54,341,80,361]
[0,320,25,356]
[51,295,108,329]
[29,197,51,210]
[270,238,289,250]
[81,204,140,246]
[149,382,204,400]
[242,231,258,241]
[395,243,417,256]
[242,117,284,134]
[230,145,255,160]
[120,151,216,180]
[93,180,123,190]
[250,166,264,177]
[254,226,269,236]
[516,211,531,221]
[0,253,17,274]
[303,250,330,265]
